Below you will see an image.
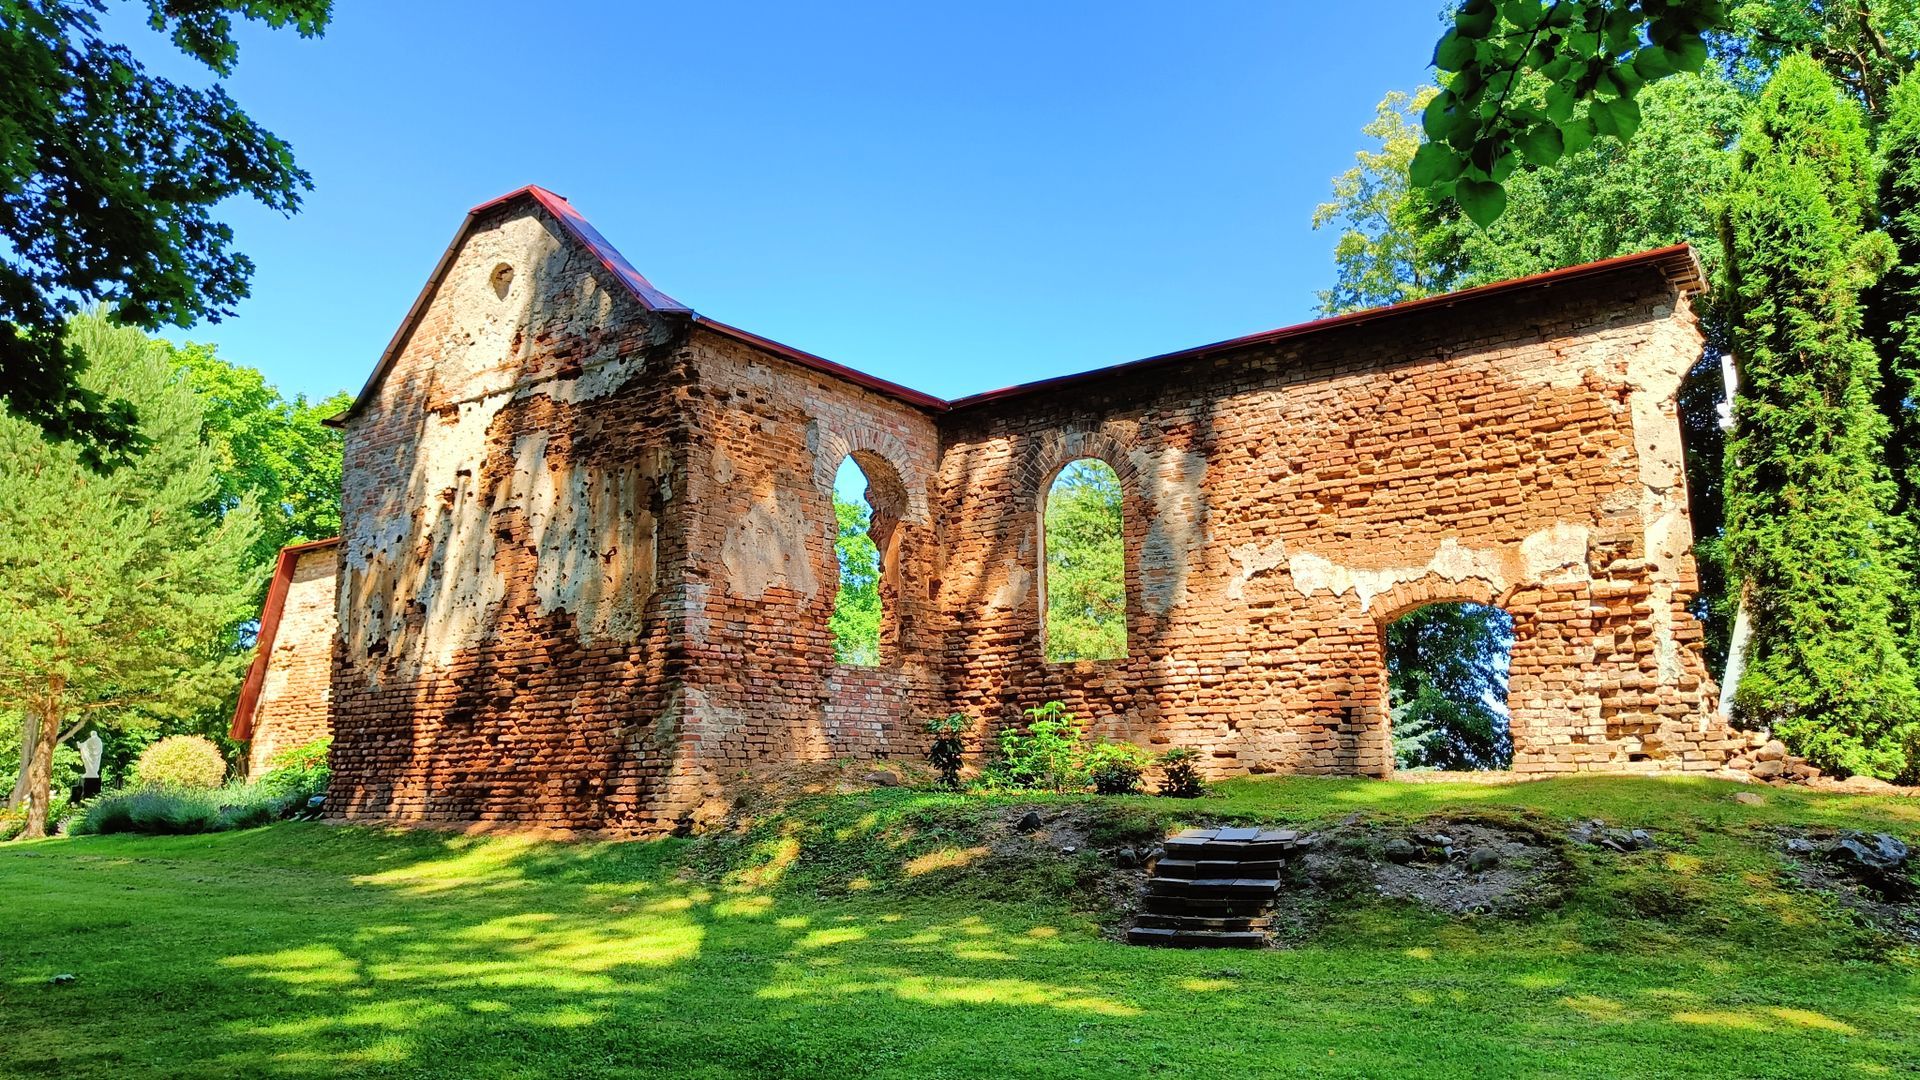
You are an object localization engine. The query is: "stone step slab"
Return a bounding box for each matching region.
[1138,894,1274,917]
[1145,876,1282,899]
[1125,927,1269,949]
[1152,858,1284,879]
[1163,827,1306,861]
[1133,913,1273,932]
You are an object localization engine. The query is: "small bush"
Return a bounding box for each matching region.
[134,735,227,790]
[258,737,331,803]
[1085,741,1151,795]
[924,715,970,790]
[77,783,298,836]
[991,701,1088,792]
[1156,747,1208,798]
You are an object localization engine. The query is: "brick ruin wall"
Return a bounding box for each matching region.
[327,204,693,832]
[243,545,340,775]
[938,274,1731,777]
[670,329,946,818]
[303,198,1738,835]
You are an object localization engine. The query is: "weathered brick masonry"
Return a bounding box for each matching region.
[238,185,1739,834]
[231,539,340,775]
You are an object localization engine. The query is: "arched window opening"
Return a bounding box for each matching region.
[1387,602,1515,771]
[1043,458,1126,662]
[831,456,882,665]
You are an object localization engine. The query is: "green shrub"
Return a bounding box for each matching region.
[76,783,297,836]
[133,735,226,789]
[990,701,1088,792]
[1156,747,1207,799]
[1085,740,1151,795]
[258,736,330,804]
[924,715,970,790]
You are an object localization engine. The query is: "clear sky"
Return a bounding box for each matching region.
[110,1,1445,404]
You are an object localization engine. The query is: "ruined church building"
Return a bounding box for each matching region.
[232,185,1744,834]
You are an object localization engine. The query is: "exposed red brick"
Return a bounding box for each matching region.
[237,191,1738,836]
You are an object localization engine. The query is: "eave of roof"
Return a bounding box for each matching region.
[946,243,1705,410]
[230,537,341,743]
[328,184,1705,425]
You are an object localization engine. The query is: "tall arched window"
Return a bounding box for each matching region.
[1043,458,1126,662]
[1386,602,1514,770]
[831,456,882,665]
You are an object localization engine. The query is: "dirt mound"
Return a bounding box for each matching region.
[1092,814,1574,945]
[1776,827,1920,943]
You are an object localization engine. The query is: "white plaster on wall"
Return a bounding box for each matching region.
[721,489,819,599]
[1131,446,1208,615]
[1289,523,1594,612]
[1226,539,1289,601]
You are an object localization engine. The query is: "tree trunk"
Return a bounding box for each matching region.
[6,710,38,810]
[21,682,63,840]
[1720,583,1755,717]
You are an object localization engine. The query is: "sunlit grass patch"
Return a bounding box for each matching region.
[2,776,1916,1078]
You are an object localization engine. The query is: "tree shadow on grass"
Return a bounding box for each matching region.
[2,821,1916,1079]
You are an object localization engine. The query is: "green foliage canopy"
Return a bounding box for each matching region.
[1388,603,1516,770]
[1720,55,1919,779]
[1044,459,1126,662]
[1420,0,1725,224]
[0,313,261,835]
[170,345,349,575]
[830,492,882,666]
[0,0,329,468]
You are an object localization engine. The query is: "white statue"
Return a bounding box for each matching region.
[78,730,103,779]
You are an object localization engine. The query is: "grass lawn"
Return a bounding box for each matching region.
[3,775,1918,1078]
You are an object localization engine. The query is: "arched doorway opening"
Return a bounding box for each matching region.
[1386,602,1515,771]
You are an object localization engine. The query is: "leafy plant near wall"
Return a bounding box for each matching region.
[924,715,970,791]
[1085,741,1152,795]
[990,702,1089,793]
[257,737,331,804]
[1155,748,1208,799]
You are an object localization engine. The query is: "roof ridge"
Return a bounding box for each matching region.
[333,186,1705,424]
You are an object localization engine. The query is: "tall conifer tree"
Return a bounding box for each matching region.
[1871,74,1920,638]
[1721,55,1919,779]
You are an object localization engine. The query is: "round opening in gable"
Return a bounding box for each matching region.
[489,263,515,299]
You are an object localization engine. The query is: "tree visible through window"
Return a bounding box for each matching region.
[1044,459,1126,662]
[831,457,882,665]
[1388,602,1514,770]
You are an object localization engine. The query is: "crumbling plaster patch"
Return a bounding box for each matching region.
[1226,539,1289,601]
[342,208,674,671]
[1131,446,1208,615]
[512,433,666,644]
[721,488,819,600]
[1288,522,1594,613]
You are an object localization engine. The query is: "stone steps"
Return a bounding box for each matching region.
[1125,827,1310,949]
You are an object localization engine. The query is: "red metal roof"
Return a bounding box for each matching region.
[691,316,949,411]
[332,185,1705,423]
[230,537,341,743]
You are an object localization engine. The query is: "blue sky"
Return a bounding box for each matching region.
[113,1,1445,404]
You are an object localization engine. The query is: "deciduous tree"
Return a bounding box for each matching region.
[0,314,259,837]
[0,0,329,468]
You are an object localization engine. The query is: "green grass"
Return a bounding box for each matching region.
[3,775,1917,1078]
